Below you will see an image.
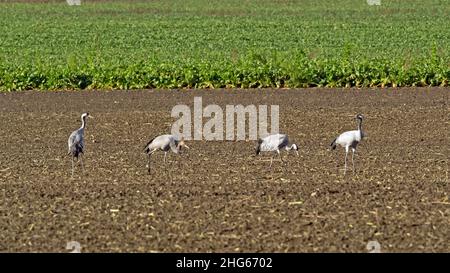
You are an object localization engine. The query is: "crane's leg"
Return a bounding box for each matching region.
[147,153,151,174]
[71,156,74,177]
[146,150,156,174]
[269,156,274,168]
[344,146,349,175]
[278,150,285,163]
[164,152,167,163]
[351,148,356,174]
[80,155,85,173]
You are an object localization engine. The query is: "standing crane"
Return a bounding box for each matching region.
[143,134,189,173]
[68,112,93,177]
[330,114,365,175]
[255,133,299,167]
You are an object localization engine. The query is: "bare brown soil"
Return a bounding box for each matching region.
[0,88,448,252]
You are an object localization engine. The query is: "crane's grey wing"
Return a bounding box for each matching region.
[68,131,77,153]
[68,130,84,157]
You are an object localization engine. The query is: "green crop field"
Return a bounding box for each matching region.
[0,0,449,90]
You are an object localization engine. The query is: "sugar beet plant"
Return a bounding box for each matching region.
[0,0,448,91]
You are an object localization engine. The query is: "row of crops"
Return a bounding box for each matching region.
[0,0,448,90]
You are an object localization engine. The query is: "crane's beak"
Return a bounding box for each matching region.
[89,115,94,119]
[183,144,190,149]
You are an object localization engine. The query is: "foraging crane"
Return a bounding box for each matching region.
[68,112,93,177]
[143,134,189,173]
[255,133,299,167]
[330,114,365,175]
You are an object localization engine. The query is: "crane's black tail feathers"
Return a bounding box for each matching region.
[330,138,337,150]
[143,137,155,154]
[69,145,83,158]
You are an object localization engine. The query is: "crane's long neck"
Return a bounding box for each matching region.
[81,116,86,129]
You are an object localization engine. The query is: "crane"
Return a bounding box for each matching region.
[330,114,365,175]
[256,133,298,167]
[143,134,189,173]
[68,112,93,177]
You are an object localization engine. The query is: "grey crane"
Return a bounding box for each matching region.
[330,114,365,175]
[67,112,93,177]
[255,133,299,167]
[143,134,189,173]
